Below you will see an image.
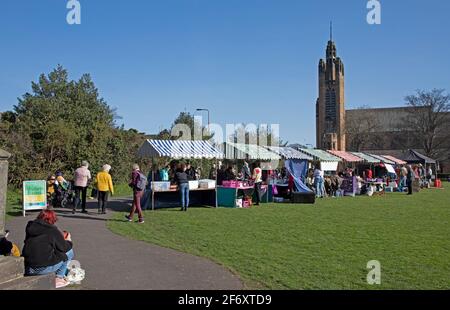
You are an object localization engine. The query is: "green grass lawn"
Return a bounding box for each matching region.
[109,183,450,290]
[113,183,133,198]
[5,187,22,220]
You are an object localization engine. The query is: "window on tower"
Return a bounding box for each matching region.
[325,88,337,132]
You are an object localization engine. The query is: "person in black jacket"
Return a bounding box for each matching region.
[216,164,226,186]
[22,210,74,289]
[185,163,197,180]
[224,165,236,181]
[175,164,190,211]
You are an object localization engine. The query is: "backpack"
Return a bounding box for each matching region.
[136,172,147,191]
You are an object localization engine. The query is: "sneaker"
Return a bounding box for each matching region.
[55,277,70,289]
[125,215,132,222]
[81,210,88,214]
[138,220,145,224]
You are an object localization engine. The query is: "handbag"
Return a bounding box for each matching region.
[272,185,279,195]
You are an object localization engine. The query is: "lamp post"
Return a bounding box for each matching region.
[196,108,210,127]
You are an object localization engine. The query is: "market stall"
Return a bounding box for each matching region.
[401,149,438,188]
[217,143,280,208]
[138,139,223,210]
[296,148,341,172]
[402,149,437,167]
[327,150,364,175]
[265,146,314,202]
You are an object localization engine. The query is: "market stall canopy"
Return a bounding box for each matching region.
[350,152,381,164]
[265,146,313,160]
[297,148,341,162]
[296,148,340,171]
[367,154,396,165]
[138,139,224,159]
[327,150,364,163]
[381,155,407,165]
[223,142,280,160]
[402,149,436,165]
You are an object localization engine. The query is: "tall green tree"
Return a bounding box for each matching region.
[0,65,146,185]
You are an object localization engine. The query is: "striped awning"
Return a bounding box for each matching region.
[368,154,396,165]
[327,150,364,163]
[298,148,341,162]
[265,146,313,160]
[350,152,381,164]
[382,155,407,165]
[224,143,280,160]
[138,139,224,159]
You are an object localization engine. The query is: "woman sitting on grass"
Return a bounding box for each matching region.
[22,210,74,289]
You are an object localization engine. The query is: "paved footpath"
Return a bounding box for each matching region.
[5,199,243,290]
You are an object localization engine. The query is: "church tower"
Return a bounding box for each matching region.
[316,24,346,151]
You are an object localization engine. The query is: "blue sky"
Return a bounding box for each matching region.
[1,0,449,146]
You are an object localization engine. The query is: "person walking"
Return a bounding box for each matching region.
[313,164,324,198]
[175,163,190,211]
[125,164,146,224]
[96,164,114,214]
[406,165,415,195]
[252,162,263,206]
[73,160,92,214]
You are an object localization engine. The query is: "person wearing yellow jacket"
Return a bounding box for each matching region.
[96,164,114,214]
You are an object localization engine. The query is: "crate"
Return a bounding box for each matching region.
[188,181,199,190]
[199,179,216,189]
[152,182,171,192]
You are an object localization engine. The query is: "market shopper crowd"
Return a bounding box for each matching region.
[303,162,435,198]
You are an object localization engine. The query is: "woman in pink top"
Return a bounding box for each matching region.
[73,160,92,214]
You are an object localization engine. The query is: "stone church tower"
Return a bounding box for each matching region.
[316,27,346,151]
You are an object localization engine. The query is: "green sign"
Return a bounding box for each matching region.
[23,180,47,215]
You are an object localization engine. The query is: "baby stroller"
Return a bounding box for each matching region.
[54,171,75,208]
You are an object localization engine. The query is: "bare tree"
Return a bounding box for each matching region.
[346,106,382,151]
[403,89,450,157]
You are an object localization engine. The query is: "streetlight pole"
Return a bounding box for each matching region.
[196,108,210,127]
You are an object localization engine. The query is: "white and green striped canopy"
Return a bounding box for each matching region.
[350,152,381,164]
[265,146,313,160]
[224,143,280,160]
[298,148,341,162]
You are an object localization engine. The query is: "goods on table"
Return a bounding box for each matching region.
[152,181,171,192]
[222,180,250,188]
[199,179,216,189]
[188,180,199,190]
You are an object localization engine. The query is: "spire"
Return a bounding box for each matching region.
[330,21,333,42]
